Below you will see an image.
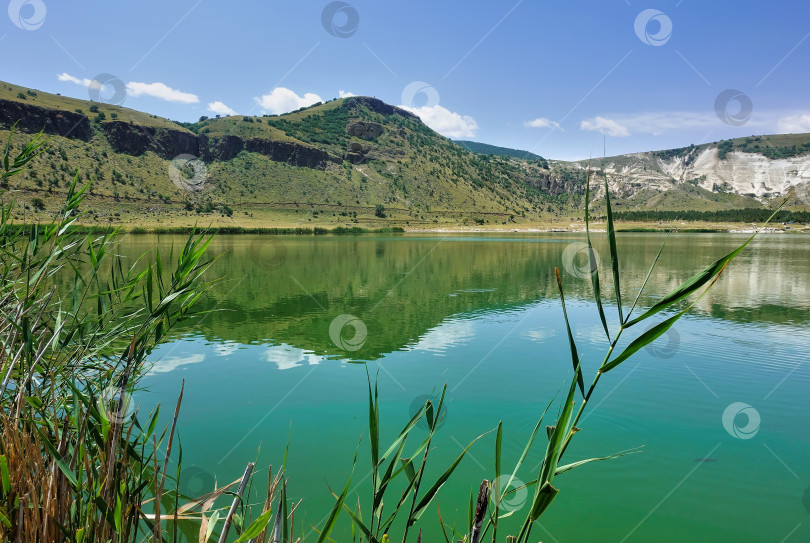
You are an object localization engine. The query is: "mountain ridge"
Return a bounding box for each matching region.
[1,79,809,229]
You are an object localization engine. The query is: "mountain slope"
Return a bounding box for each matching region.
[1,79,809,229]
[563,135,810,210]
[1,81,566,227]
[454,140,546,162]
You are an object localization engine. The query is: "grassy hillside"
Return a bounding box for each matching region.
[1,82,568,228]
[1,80,189,130]
[455,140,546,162]
[2,79,808,229]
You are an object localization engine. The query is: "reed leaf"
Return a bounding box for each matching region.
[554,447,643,476]
[555,268,585,397]
[603,310,685,372]
[317,455,354,543]
[233,508,274,543]
[603,173,623,323]
[584,164,610,340]
[409,431,488,523]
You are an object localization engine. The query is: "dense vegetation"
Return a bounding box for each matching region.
[454,140,547,164]
[614,207,810,223]
[1,81,564,227]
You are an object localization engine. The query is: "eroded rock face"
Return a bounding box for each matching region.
[346,121,384,140]
[0,99,92,140]
[342,97,418,120]
[345,141,366,164]
[524,172,586,196]
[245,138,334,169]
[99,120,334,169]
[208,135,244,161]
[101,121,199,159]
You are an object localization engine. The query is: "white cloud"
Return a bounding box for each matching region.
[58,72,94,88]
[208,100,237,116]
[523,328,558,343]
[579,111,746,137]
[126,81,199,103]
[265,344,321,370]
[580,116,631,137]
[214,341,240,357]
[57,73,198,104]
[524,117,561,130]
[399,104,479,139]
[777,114,810,133]
[255,87,323,115]
[148,354,205,374]
[409,320,475,353]
[339,90,356,98]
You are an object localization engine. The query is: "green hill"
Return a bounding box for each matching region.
[1,81,567,228]
[1,79,808,229]
[454,140,546,162]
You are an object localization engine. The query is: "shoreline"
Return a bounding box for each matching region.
[14,221,807,235]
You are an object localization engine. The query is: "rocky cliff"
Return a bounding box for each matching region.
[0,98,92,140]
[343,96,418,120]
[103,120,334,169]
[101,121,200,159]
[566,146,810,202]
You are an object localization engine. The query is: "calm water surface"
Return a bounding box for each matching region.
[123,232,809,542]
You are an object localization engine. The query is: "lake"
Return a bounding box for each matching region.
[123,232,810,542]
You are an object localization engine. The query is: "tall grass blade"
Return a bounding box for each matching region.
[584,164,610,340]
[317,466,353,543]
[603,174,623,323]
[555,268,584,397]
[603,309,685,372]
[554,447,643,476]
[409,431,488,523]
[233,508,274,543]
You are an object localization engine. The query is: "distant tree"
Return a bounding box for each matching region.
[31,198,45,211]
[199,115,209,122]
[110,112,118,119]
[16,92,26,100]
[89,105,99,113]
[375,204,386,218]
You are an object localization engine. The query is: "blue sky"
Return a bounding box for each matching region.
[3,0,809,160]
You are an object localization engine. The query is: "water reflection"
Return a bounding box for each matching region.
[113,232,810,365]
